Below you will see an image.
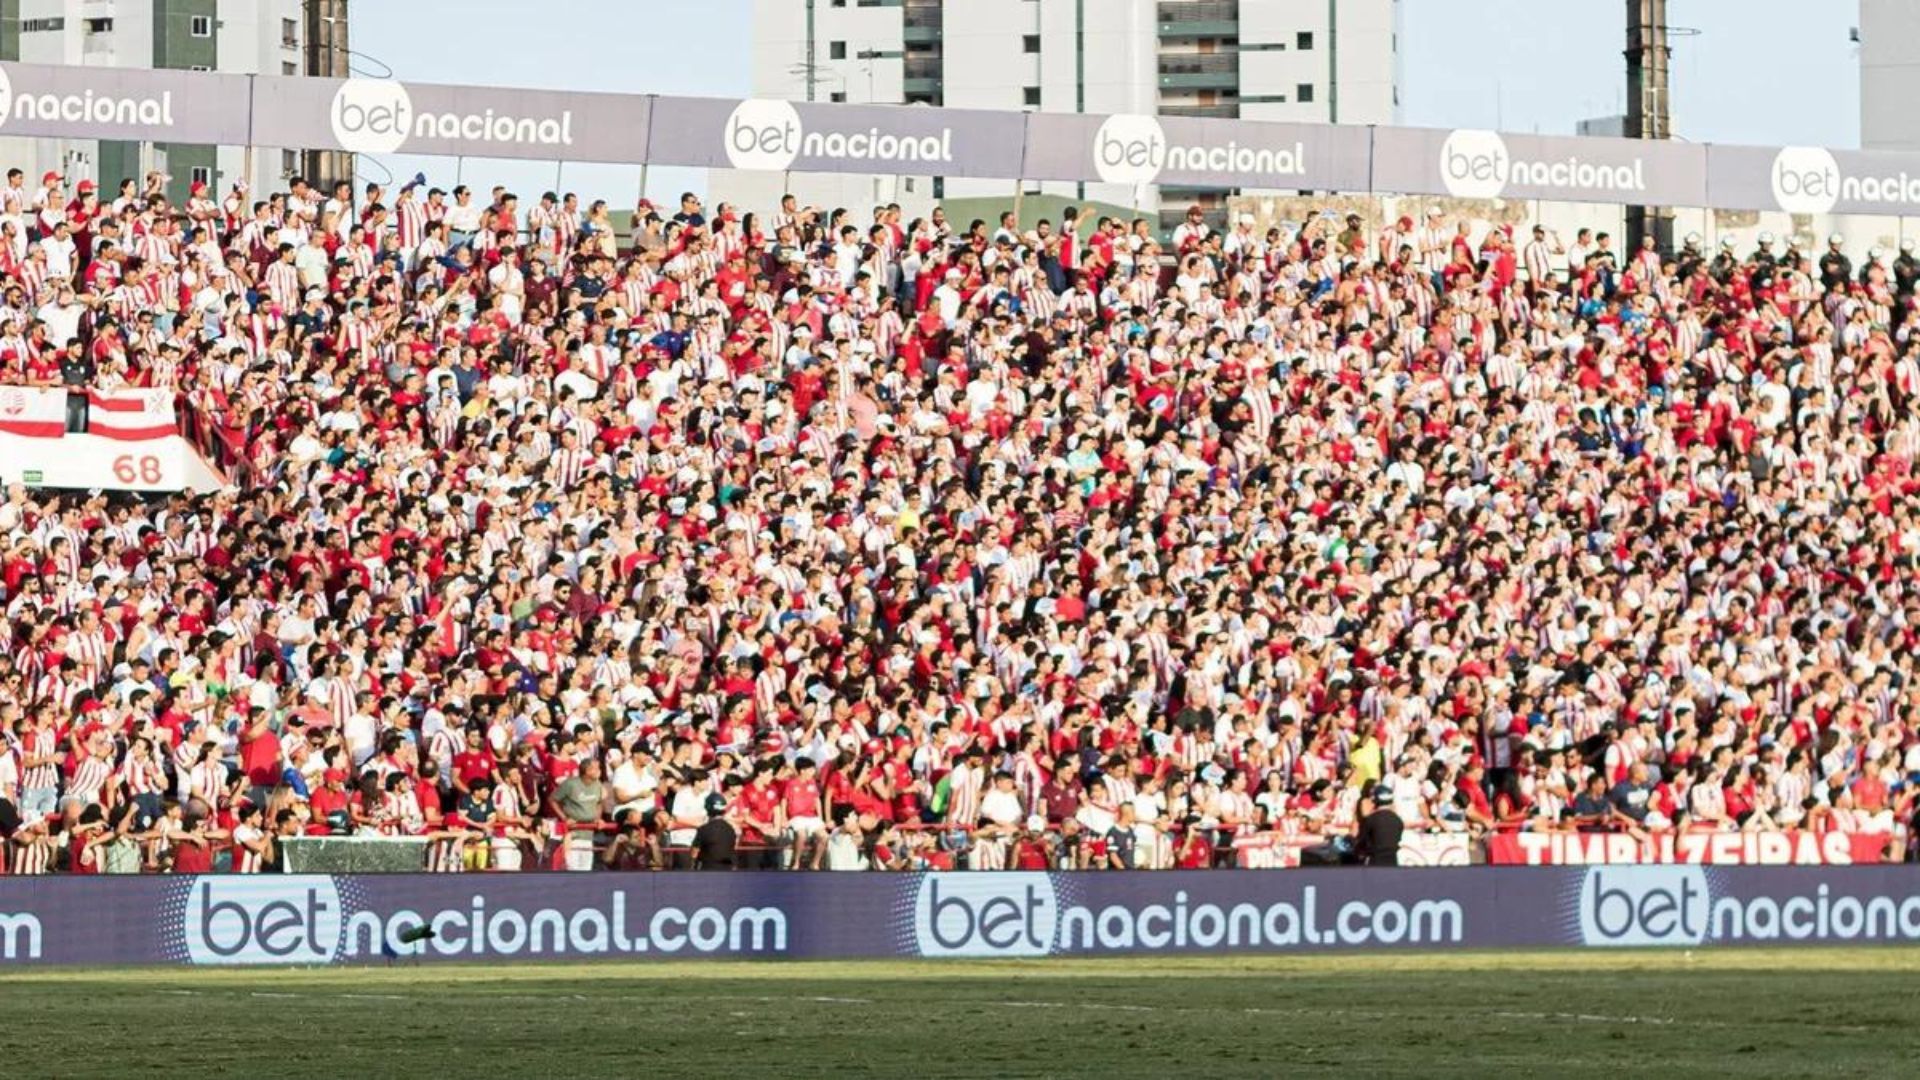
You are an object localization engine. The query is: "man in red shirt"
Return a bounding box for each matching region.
[236,706,282,807]
[734,760,785,869]
[308,769,351,833]
[782,756,827,870]
[451,727,498,799]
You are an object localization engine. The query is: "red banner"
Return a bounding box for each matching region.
[1487,830,1894,866]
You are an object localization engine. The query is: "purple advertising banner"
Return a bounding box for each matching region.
[1706,142,1920,216]
[1020,112,1373,192]
[644,97,1026,179]
[1370,127,1710,207]
[247,76,651,164]
[2,867,1920,965]
[0,61,251,144]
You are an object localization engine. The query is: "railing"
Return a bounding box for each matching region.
[1161,103,1239,118]
[176,393,253,489]
[1158,0,1238,25]
[903,55,941,81]
[903,4,942,30]
[1159,51,1238,76]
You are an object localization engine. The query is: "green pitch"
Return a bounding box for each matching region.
[3,950,1916,1078]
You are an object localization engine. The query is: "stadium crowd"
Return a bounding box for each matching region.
[0,163,1917,874]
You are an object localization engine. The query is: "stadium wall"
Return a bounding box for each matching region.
[3,867,1920,965]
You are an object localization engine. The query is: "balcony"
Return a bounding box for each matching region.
[903,53,941,94]
[1158,50,1237,89]
[1161,103,1239,118]
[903,2,942,43]
[1158,0,1238,38]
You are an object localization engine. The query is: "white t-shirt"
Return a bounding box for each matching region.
[980,788,1023,827]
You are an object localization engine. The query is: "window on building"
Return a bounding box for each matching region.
[829,41,847,60]
[189,166,212,188]
[830,0,846,7]
[1296,82,1315,103]
[190,14,213,37]
[905,92,936,106]
[1296,31,1314,50]
[281,149,299,178]
[283,61,298,75]
[1023,86,1041,107]
[21,17,66,33]
[829,90,847,103]
[84,17,113,33]
[1022,35,1040,54]
[281,17,299,48]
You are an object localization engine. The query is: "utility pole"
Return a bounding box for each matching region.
[1624,0,1673,253]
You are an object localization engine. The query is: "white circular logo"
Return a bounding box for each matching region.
[1093,114,1167,185]
[912,872,1058,958]
[1576,866,1709,948]
[0,66,14,133]
[1443,128,1512,199]
[1439,129,1509,199]
[183,876,344,965]
[1770,145,1841,215]
[724,99,804,171]
[330,78,413,155]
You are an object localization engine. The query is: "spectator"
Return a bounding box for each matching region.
[692,792,737,870]
[1356,782,1404,867]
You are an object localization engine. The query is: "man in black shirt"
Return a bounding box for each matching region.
[58,338,94,433]
[1894,239,1920,297]
[692,792,738,870]
[1355,781,1404,866]
[1818,234,1853,291]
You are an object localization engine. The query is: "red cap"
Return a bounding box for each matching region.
[41,171,61,184]
[76,179,96,193]
[190,181,207,194]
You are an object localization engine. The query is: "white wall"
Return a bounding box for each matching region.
[1331,0,1397,125]
[1861,0,1920,151]
[1239,0,1396,124]
[218,0,303,195]
[939,0,1036,111]
[751,0,904,104]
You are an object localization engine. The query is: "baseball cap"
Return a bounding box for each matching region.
[703,793,730,816]
[41,171,61,184]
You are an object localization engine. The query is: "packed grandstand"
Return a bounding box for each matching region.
[0,165,1914,875]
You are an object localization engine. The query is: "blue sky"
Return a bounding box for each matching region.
[354,0,1860,197]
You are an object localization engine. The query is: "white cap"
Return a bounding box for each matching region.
[1829,232,1845,245]
[1757,231,1775,244]
[1684,232,1701,246]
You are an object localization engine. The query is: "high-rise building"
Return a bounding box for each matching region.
[1860,0,1920,152]
[718,0,1401,225]
[0,0,319,204]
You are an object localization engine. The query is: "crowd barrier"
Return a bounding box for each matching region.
[5,59,1920,215]
[1,866,1919,965]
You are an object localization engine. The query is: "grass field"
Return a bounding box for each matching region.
[3,950,1918,1077]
